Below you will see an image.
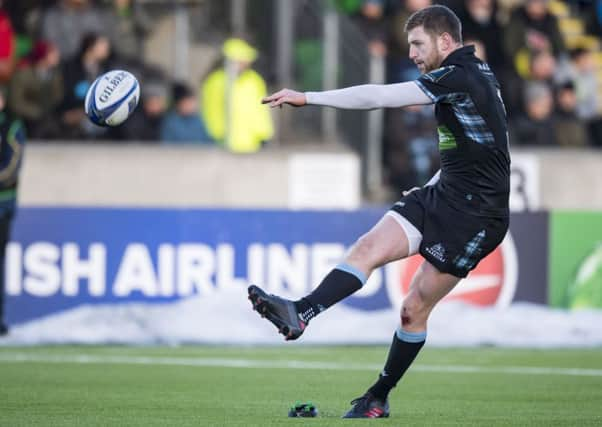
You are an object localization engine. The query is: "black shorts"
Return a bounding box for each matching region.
[389,186,509,278]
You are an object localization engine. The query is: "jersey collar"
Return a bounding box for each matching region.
[441,45,476,67]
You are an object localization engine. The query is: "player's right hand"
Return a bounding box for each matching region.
[262,89,306,108]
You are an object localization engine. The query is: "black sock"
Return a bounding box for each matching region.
[294,265,365,323]
[367,329,426,401]
[294,298,318,323]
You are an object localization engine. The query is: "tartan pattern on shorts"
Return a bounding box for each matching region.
[453,229,486,271]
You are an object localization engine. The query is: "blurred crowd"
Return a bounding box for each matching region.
[336,0,602,187]
[0,0,273,153]
[0,0,601,166]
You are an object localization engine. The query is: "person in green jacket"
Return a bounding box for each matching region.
[201,38,274,154]
[8,41,63,139]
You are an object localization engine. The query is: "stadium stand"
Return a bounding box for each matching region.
[0,0,600,195]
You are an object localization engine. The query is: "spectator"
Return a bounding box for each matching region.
[557,47,601,146]
[457,0,505,74]
[2,1,41,69]
[0,86,26,336]
[8,41,63,139]
[0,1,15,84]
[60,33,111,139]
[553,81,589,147]
[529,48,557,82]
[583,0,602,37]
[384,106,439,191]
[503,48,558,118]
[335,0,364,14]
[1,0,37,36]
[503,0,565,78]
[161,82,210,144]
[354,0,391,57]
[559,48,599,122]
[41,0,107,60]
[201,38,274,153]
[113,82,167,142]
[511,82,556,146]
[105,0,153,63]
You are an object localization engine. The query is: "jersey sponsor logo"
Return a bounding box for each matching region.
[437,126,457,150]
[386,233,518,308]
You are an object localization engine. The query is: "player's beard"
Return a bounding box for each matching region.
[422,51,445,73]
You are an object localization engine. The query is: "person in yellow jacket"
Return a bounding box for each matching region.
[201,38,274,153]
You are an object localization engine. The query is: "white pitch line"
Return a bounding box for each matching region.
[0,353,602,378]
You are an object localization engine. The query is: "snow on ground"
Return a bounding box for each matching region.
[2,288,602,347]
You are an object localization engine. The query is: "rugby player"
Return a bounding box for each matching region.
[249,5,510,418]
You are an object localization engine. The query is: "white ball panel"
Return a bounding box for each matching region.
[84,70,140,127]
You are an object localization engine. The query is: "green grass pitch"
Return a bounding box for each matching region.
[1,345,601,426]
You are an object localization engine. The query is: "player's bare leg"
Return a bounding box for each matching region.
[249,215,411,339]
[344,261,460,418]
[400,261,460,332]
[345,214,412,275]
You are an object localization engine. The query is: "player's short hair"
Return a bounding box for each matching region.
[405,5,463,44]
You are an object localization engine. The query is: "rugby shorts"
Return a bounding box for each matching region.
[387,185,509,278]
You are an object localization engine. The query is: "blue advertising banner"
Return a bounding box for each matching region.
[5,208,548,327]
[6,208,387,325]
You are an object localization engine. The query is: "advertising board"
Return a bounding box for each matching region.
[5,208,548,327]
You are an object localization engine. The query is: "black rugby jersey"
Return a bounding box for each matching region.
[414,45,510,218]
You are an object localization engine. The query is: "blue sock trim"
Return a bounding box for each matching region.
[396,327,427,343]
[335,263,367,286]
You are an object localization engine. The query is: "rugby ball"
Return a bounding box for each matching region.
[85,70,140,127]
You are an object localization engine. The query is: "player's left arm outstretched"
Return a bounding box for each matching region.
[262,81,432,110]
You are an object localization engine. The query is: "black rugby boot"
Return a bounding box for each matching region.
[248,285,307,340]
[342,393,390,419]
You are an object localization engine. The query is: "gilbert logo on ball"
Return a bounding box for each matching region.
[386,233,518,308]
[85,70,140,127]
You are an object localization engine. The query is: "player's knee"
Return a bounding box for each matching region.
[401,292,428,327]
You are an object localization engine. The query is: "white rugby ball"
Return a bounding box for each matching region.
[85,70,140,127]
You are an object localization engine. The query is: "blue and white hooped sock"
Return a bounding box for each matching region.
[396,327,427,343]
[335,263,368,286]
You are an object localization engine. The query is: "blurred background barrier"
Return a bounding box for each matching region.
[20,143,361,209]
[18,143,602,210]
